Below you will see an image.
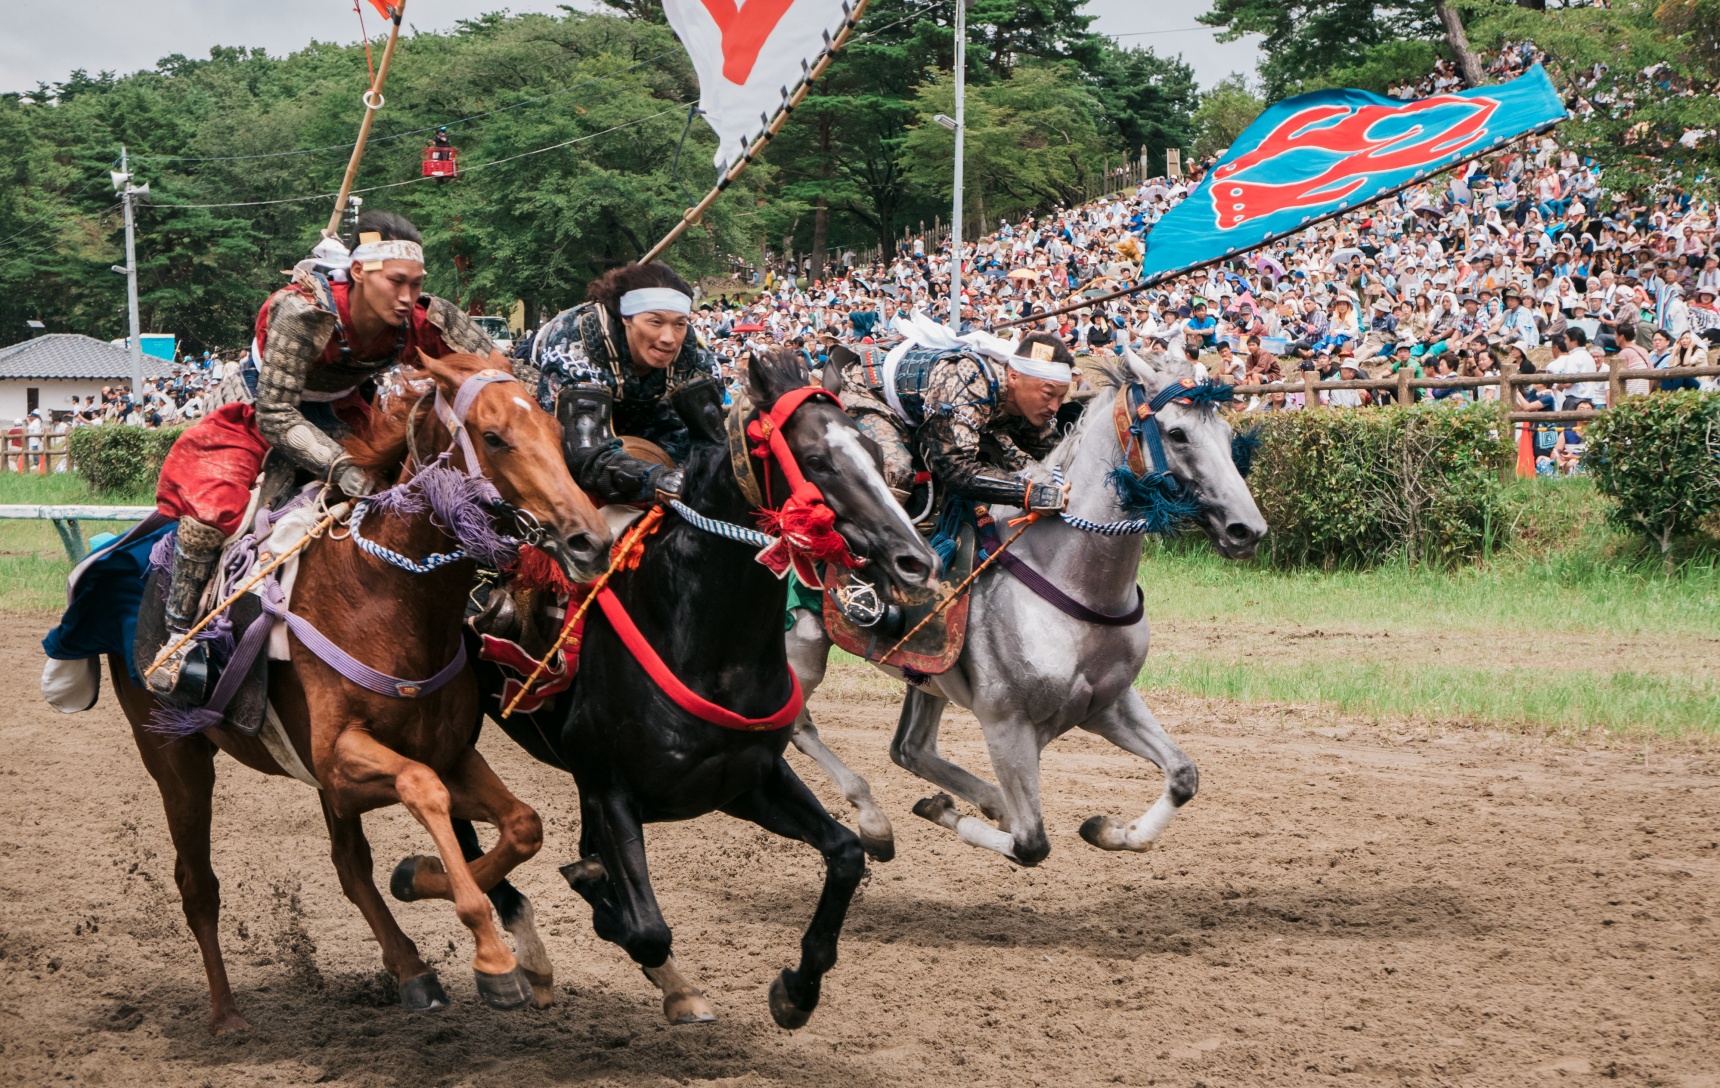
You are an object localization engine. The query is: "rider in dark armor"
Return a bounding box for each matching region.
[837,329,1073,516]
[529,262,720,504]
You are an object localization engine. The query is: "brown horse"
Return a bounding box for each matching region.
[109,351,611,1034]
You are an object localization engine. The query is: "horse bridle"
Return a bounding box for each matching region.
[1113,376,1236,484]
[400,367,554,550]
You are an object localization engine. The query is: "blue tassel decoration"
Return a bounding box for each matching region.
[1230,427,1262,478]
[1107,465,1201,534]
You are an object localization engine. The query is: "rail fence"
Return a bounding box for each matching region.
[0,504,155,562]
[0,431,71,475]
[1228,362,1720,476]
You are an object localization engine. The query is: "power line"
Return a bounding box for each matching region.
[148,109,681,210]
[130,50,679,165]
[1108,26,1226,38]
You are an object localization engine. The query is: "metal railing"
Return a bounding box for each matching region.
[0,504,155,562]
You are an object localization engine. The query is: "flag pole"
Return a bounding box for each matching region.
[325,0,409,239]
[637,0,872,265]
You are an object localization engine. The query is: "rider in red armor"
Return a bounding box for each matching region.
[150,210,496,701]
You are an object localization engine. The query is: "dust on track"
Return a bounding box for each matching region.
[1,615,1716,1087]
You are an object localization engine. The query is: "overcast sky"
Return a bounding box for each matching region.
[2,0,1262,96]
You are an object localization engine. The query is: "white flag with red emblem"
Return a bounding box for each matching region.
[662,0,857,172]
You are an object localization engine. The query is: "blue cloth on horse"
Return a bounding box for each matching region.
[41,516,175,686]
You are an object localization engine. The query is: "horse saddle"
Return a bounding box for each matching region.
[822,517,973,676]
[134,568,269,737]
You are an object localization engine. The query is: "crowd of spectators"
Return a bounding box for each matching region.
[24,42,1717,482]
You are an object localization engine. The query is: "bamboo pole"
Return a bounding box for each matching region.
[637,0,873,265]
[145,503,351,679]
[324,1,410,239]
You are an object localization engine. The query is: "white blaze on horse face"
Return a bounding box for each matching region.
[513,396,535,413]
[823,420,920,542]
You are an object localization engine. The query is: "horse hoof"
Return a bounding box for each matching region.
[559,857,606,895]
[1079,814,1146,852]
[400,972,450,1013]
[521,967,555,1010]
[912,793,956,826]
[474,965,533,1011]
[210,1010,252,1036]
[768,970,813,1030]
[663,990,717,1025]
[390,855,443,902]
[857,812,896,863]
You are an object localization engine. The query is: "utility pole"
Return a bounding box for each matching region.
[948,0,966,327]
[111,146,149,401]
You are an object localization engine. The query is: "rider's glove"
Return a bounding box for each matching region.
[1026,482,1066,513]
[653,468,685,503]
[336,463,378,498]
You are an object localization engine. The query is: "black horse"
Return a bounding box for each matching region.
[431,348,937,1028]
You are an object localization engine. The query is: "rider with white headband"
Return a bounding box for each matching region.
[530,261,720,504]
[150,209,497,702]
[836,320,1071,517]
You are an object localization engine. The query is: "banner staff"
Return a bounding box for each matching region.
[638,0,873,264]
[325,0,410,239]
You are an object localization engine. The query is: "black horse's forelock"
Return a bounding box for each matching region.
[746,346,813,410]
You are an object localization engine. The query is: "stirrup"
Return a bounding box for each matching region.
[832,579,885,627]
[146,633,217,706]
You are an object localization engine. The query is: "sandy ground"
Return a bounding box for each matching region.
[2,615,1717,1088]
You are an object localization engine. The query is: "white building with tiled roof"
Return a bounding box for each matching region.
[0,335,172,420]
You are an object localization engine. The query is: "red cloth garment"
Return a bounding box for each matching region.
[155,403,270,537]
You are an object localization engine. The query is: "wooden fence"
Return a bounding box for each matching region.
[1228,362,1720,478]
[0,431,71,475]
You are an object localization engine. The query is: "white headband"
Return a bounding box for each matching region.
[619,287,692,317]
[1007,340,1073,383]
[350,239,425,266]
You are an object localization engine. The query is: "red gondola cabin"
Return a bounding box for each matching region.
[422,145,459,180]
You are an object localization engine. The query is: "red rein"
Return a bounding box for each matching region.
[746,385,859,588]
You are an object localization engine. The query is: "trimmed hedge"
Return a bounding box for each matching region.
[1586,392,1720,555]
[67,425,184,495]
[1242,402,1512,568]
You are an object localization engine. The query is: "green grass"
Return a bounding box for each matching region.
[1138,658,1720,740]
[0,473,155,612]
[1140,480,1720,639]
[1135,479,1720,739]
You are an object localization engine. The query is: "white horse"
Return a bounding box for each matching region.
[786,349,1266,865]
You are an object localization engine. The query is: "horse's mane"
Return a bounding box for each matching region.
[342,352,501,477]
[746,345,812,408]
[343,374,431,478]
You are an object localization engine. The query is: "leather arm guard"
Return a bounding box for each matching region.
[555,383,677,505]
[954,472,1065,512]
[252,294,353,485]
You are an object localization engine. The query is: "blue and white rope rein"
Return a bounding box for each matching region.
[1049,467,1159,536]
[668,499,776,548]
[348,499,474,574]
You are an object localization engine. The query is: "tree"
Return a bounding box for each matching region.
[898,64,1110,223]
[1089,43,1199,176]
[1197,0,1440,98]
[1190,74,1264,161]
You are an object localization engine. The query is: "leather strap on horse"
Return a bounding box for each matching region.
[595,587,801,731]
[879,508,1041,664]
[744,384,859,586]
[500,505,664,718]
[978,511,1144,626]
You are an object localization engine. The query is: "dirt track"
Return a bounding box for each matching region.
[2,615,1717,1088]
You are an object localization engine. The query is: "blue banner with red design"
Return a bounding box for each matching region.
[1138,65,1566,284]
